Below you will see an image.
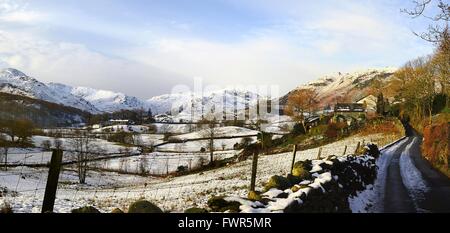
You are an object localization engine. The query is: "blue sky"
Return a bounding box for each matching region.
[0,0,438,98]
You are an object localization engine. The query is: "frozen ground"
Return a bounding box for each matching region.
[1,136,140,167]
[156,138,256,152]
[399,137,429,210]
[92,125,150,133]
[93,151,240,175]
[348,137,409,213]
[0,132,394,213]
[32,135,140,154]
[135,134,165,147]
[171,126,259,140]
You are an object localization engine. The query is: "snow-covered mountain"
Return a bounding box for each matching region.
[0,68,100,113]
[147,89,263,121]
[1,67,397,118]
[47,83,147,113]
[0,68,263,117]
[280,68,397,107]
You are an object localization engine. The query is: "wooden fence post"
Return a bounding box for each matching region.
[343,145,348,155]
[166,158,169,176]
[316,147,322,160]
[354,141,361,155]
[290,144,297,174]
[249,152,258,192]
[42,149,63,213]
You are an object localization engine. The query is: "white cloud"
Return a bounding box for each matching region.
[0,0,435,98]
[0,10,44,23]
[0,0,46,24]
[0,30,186,98]
[123,34,341,96]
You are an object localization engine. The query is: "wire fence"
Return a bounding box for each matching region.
[0,135,388,213]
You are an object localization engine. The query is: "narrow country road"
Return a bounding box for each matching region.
[381,123,450,213]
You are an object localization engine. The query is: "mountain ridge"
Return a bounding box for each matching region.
[0,67,398,117]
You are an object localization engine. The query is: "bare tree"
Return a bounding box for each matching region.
[431,29,450,107]
[0,135,10,171]
[71,130,97,184]
[0,119,34,144]
[285,88,319,133]
[41,140,52,151]
[139,155,149,175]
[199,115,219,166]
[240,137,253,148]
[53,138,63,150]
[395,56,436,124]
[402,0,449,42]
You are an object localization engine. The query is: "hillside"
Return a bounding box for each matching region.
[0,92,90,127]
[147,89,262,121]
[0,67,401,122]
[47,83,147,113]
[279,68,397,108]
[0,68,262,118]
[0,68,99,113]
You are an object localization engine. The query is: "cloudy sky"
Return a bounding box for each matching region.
[0,0,437,99]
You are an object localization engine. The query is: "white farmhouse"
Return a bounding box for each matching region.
[356,95,377,113]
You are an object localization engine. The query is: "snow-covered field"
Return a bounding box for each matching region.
[92,125,151,133]
[171,126,259,140]
[0,132,393,213]
[0,135,141,167]
[135,134,165,146]
[154,123,191,134]
[32,135,140,154]
[156,138,256,152]
[93,151,239,175]
[154,126,258,152]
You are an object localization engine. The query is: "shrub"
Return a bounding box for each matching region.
[308,125,327,136]
[422,122,449,175]
[359,119,402,136]
[432,94,447,114]
[71,206,101,213]
[111,208,124,213]
[291,123,306,136]
[207,196,241,212]
[128,200,163,213]
[147,124,157,134]
[247,191,262,201]
[41,140,52,151]
[364,144,381,159]
[0,202,13,213]
[325,123,339,139]
[184,207,208,213]
[176,165,188,174]
[292,161,312,178]
[264,175,291,191]
[108,131,134,144]
[240,137,253,148]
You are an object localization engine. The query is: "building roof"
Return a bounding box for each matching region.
[305,115,320,123]
[334,103,365,112]
[356,94,377,103]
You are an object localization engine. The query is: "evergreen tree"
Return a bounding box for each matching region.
[376,92,385,115]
